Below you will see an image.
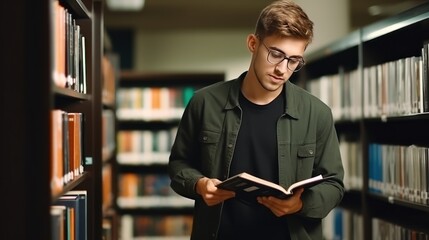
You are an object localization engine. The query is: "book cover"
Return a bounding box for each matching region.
[50,110,65,196]
[51,205,66,240]
[68,113,83,178]
[131,215,193,237]
[217,172,336,203]
[422,42,429,112]
[64,190,87,240]
[55,191,87,240]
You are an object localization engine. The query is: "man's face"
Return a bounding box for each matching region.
[250,35,307,92]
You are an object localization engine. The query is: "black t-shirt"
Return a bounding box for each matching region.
[218,90,291,240]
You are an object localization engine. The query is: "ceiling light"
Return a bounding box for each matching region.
[106,0,145,11]
[368,5,382,16]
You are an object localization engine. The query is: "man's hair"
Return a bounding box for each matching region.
[255,0,314,45]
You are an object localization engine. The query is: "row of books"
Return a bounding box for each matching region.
[307,51,429,121]
[53,0,87,94]
[339,138,363,191]
[362,55,425,118]
[120,214,192,240]
[117,128,177,165]
[117,173,193,208]
[307,69,361,121]
[323,207,429,240]
[51,190,87,240]
[372,217,429,239]
[322,207,363,240]
[51,110,84,196]
[116,87,194,121]
[368,143,429,205]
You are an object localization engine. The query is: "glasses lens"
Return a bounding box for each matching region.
[267,50,284,64]
[288,58,304,72]
[266,47,305,72]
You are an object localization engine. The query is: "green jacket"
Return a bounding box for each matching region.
[169,72,344,240]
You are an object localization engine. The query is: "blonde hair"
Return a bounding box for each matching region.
[255,0,314,45]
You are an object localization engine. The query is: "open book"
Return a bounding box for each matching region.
[216,172,336,203]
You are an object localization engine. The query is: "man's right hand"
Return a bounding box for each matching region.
[196,177,236,206]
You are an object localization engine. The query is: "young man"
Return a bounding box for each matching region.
[168,1,344,239]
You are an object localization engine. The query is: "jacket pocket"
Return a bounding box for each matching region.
[199,130,221,173]
[297,144,316,158]
[297,144,316,177]
[199,130,221,144]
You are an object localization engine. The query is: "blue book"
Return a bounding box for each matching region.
[55,190,87,240]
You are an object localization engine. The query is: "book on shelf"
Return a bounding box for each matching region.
[117,129,175,165]
[68,112,84,180]
[117,173,194,208]
[368,143,429,205]
[80,35,87,94]
[217,172,336,203]
[51,110,65,196]
[121,214,193,239]
[52,2,87,93]
[422,41,429,113]
[372,217,429,239]
[65,190,87,240]
[54,196,78,240]
[116,87,195,121]
[54,190,87,240]
[51,205,66,240]
[102,165,113,210]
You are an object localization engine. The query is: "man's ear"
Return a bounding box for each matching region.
[247,34,258,52]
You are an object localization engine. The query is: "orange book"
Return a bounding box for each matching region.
[55,2,67,88]
[120,173,139,197]
[68,113,83,178]
[102,165,112,210]
[118,131,133,153]
[70,207,75,240]
[51,110,64,196]
[55,194,85,240]
[151,87,161,109]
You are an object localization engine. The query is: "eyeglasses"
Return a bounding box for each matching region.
[260,41,305,72]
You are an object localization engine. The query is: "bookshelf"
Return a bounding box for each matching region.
[101,31,121,240]
[1,0,104,239]
[298,2,429,239]
[115,71,225,239]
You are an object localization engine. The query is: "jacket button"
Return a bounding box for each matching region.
[228,144,233,148]
[203,136,208,141]
[309,150,314,155]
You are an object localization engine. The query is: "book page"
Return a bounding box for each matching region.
[287,175,323,193]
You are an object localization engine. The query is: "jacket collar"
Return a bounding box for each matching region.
[284,81,299,120]
[224,72,245,110]
[225,71,300,120]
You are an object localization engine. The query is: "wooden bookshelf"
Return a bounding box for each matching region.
[101,33,121,240]
[1,0,104,239]
[298,2,429,239]
[115,71,224,239]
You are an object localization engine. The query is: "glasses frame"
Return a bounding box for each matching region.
[260,41,305,72]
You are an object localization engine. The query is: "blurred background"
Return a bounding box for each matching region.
[103,0,426,79]
[103,1,428,239]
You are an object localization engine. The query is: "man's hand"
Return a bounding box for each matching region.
[257,187,304,217]
[196,177,236,206]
